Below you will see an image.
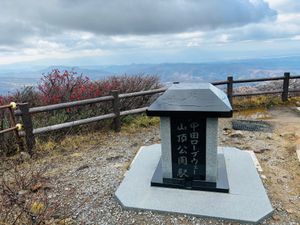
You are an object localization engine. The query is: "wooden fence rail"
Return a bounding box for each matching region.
[211,73,300,105]
[0,73,299,155]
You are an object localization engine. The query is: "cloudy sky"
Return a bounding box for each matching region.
[0,0,300,65]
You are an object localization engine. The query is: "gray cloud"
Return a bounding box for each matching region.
[0,20,34,45]
[39,0,277,34]
[269,0,300,13]
[0,0,276,46]
[210,22,300,43]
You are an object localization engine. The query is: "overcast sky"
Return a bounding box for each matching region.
[0,0,300,65]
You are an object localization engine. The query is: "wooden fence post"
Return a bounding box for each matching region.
[18,103,35,155]
[227,76,233,105]
[8,107,25,152]
[282,72,290,102]
[111,90,121,132]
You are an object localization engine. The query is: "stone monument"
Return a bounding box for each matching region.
[116,83,273,223]
[147,83,231,192]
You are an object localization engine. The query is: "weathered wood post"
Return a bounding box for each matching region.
[18,103,35,155]
[8,105,25,152]
[111,90,121,132]
[282,72,290,102]
[227,76,233,105]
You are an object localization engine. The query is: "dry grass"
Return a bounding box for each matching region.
[0,114,160,224]
[122,114,160,133]
[0,156,89,224]
[1,163,59,224]
[233,95,300,109]
[32,114,159,156]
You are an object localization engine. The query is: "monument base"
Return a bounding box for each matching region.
[115,144,273,224]
[151,154,229,192]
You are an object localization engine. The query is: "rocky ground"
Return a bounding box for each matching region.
[1,106,299,225]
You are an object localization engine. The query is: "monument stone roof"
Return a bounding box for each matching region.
[146,83,232,117]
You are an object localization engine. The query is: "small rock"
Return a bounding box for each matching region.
[272,215,281,221]
[130,143,138,147]
[280,132,295,139]
[106,155,122,161]
[266,134,273,140]
[276,206,284,211]
[18,190,29,195]
[277,178,284,184]
[254,149,265,154]
[295,101,300,107]
[286,208,295,214]
[53,212,63,219]
[19,151,31,161]
[261,174,267,179]
[31,182,43,192]
[229,131,244,138]
[58,217,75,225]
[43,184,52,190]
[48,194,53,198]
[223,130,232,135]
[45,219,55,224]
[255,148,271,153]
[223,128,232,135]
[76,164,89,171]
[144,137,154,143]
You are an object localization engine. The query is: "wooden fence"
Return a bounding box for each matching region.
[1,73,300,155]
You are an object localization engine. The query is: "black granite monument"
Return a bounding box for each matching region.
[147,83,232,192]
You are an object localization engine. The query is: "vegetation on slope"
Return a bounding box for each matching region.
[1,69,299,156]
[0,70,162,156]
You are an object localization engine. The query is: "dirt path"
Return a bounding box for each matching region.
[265,107,300,223]
[1,106,300,225]
[229,107,300,224]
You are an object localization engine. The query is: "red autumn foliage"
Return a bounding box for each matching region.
[37,70,162,111]
[0,69,162,156]
[38,69,101,105]
[0,96,4,106]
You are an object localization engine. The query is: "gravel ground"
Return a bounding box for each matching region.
[1,107,299,225]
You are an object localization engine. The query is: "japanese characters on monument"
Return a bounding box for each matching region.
[190,121,200,177]
[171,117,206,180]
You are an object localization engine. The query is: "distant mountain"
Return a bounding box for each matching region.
[0,55,299,95]
[97,56,300,82]
[38,66,110,79]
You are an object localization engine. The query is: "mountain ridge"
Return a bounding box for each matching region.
[0,56,299,95]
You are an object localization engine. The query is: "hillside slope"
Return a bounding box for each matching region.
[1,106,299,224]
